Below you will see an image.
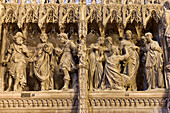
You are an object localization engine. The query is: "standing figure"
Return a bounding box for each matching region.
[3,32,30,91]
[30,33,54,91]
[145,32,164,90]
[100,37,129,90]
[55,33,77,90]
[88,37,105,90]
[120,30,139,91]
[140,36,147,90]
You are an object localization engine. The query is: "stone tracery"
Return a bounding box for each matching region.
[0,0,169,113]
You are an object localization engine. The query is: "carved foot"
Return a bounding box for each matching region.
[62,80,69,91]
[62,86,69,91]
[146,86,151,91]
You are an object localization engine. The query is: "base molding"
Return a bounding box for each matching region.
[0,89,169,113]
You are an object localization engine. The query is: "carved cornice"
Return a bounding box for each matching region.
[86,4,102,23]
[18,3,39,28]
[103,4,122,26]
[38,3,59,29]
[1,3,19,23]
[142,4,164,28]
[123,4,142,28]
[0,3,164,29]
[60,3,80,24]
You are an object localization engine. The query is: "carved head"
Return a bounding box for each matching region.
[141,36,146,45]
[70,27,75,34]
[13,32,25,45]
[51,27,56,34]
[145,32,153,43]
[40,33,48,43]
[125,30,132,40]
[90,27,96,34]
[59,33,68,44]
[97,37,105,45]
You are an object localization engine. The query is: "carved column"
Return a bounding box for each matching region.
[0,24,8,92]
[59,3,65,33]
[0,3,5,41]
[78,1,89,113]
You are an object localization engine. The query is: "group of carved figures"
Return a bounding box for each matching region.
[1,28,165,91]
[2,31,78,91]
[87,30,165,91]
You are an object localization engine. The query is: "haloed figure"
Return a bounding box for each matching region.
[3,32,30,91]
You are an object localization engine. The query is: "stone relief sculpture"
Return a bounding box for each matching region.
[2,32,30,91]
[145,32,164,90]
[30,33,54,91]
[69,27,79,46]
[139,36,147,90]
[120,30,139,91]
[100,37,129,90]
[0,0,167,94]
[88,37,105,90]
[0,1,169,113]
[86,27,99,48]
[55,33,77,90]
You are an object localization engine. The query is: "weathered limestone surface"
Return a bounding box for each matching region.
[0,0,169,113]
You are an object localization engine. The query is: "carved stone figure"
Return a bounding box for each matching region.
[3,32,29,91]
[69,27,78,46]
[86,27,99,48]
[145,32,164,90]
[88,37,105,90]
[100,37,129,90]
[140,36,147,90]
[78,39,87,68]
[55,33,77,90]
[30,33,54,91]
[120,30,139,91]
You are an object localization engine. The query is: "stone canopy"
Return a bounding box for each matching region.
[0,0,169,113]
